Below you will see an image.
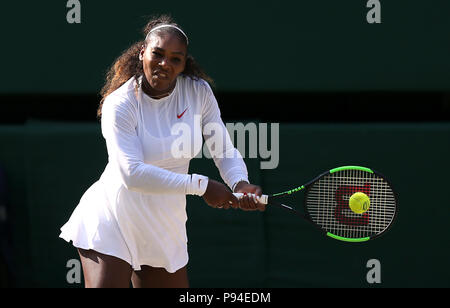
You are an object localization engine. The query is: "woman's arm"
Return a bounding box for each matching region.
[101,94,207,196]
[200,83,249,190]
[200,82,265,211]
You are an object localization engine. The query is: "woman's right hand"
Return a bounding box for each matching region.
[202,179,239,209]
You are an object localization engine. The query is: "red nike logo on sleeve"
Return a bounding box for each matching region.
[177,107,188,119]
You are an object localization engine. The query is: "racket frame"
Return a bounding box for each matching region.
[266,166,398,242]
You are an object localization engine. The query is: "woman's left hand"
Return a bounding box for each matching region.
[234,182,266,212]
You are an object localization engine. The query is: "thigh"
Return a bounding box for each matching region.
[77,248,132,288]
[131,265,189,288]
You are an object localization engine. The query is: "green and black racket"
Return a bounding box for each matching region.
[234,166,397,242]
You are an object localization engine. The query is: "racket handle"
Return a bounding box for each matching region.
[232,193,268,205]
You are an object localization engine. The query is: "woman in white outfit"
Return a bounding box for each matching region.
[59,15,265,288]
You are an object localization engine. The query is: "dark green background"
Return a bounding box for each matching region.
[0,0,449,288]
[0,121,449,287]
[1,0,450,93]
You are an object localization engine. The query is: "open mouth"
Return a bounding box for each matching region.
[154,71,169,80]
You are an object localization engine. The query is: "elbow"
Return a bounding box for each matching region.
[121,175,139,192]
[120,164,144,192]
[122,178,140,192]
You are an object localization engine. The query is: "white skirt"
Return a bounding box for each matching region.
[59,179,189,273]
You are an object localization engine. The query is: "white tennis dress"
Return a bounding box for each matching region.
[59,75,249,273]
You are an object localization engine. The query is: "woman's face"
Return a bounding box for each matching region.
[140,32,187,96]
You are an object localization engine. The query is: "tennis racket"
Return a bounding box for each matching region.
[233,166,397,242]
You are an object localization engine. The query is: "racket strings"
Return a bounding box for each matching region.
[305,169,396,239]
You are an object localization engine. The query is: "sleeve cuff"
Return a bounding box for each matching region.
[231,178,249,192]
[186,174,209,196]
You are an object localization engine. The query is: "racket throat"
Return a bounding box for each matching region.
[276,203,294,211]
[272,185,305,197]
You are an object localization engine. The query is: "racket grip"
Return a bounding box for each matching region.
[232,193,268,205]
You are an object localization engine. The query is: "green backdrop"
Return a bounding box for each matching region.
[2,0,450,93]
[1,121,449,287]
[1,0,449,289]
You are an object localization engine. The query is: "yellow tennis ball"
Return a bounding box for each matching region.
[349,192,370,214]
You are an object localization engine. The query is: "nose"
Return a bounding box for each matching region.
[158,57,169,69]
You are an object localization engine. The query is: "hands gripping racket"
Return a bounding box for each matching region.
[234,166,397,242]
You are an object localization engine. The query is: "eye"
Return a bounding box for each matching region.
[152,51,163,57]
[171,57,182,64]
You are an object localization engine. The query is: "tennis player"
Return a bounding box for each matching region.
[59,15,265,288]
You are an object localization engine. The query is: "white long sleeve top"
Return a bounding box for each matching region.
[60,75,249,272]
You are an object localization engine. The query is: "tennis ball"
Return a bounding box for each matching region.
[349,192,370,214]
